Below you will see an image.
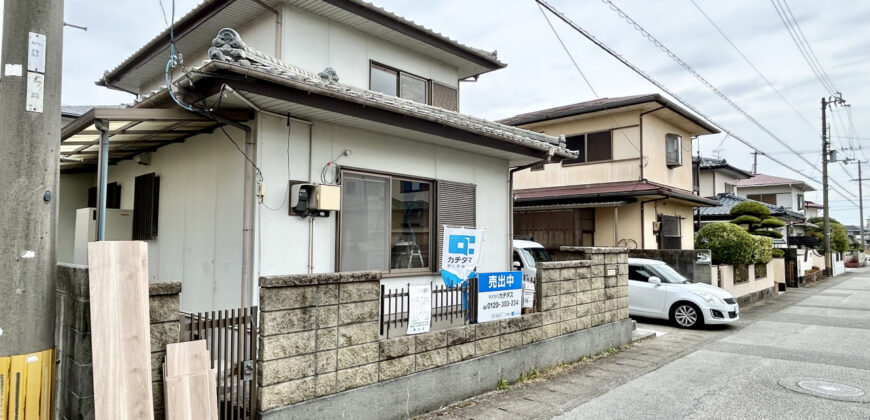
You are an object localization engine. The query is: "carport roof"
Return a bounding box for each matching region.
[59,107,252,172]
[514,180,720,207]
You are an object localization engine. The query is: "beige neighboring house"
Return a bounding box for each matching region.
[693,156,753,197]
[501,94,720,251]
[804,201,823,218]
[733,173,816,214]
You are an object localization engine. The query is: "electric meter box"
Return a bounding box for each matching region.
[314,184,341,211]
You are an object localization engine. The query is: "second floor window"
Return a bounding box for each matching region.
[666,133,682,167]
[797,194,805,210]
[370,62,458,111]
[747,193,777,206]
[563,130,612,165]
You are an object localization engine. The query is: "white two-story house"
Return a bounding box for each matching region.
[58,0,575,312]
[501,94,720,251]
[734,173,815,213]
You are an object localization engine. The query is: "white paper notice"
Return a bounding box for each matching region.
[4,64,22,76]
[26,72,44,113]
[407,285,431,335]
[28,32,46,73]
[522,280,535,308]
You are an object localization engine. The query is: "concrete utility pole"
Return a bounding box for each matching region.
[752,150,758,174]
[0,0,63,382]
[821,94,846,276]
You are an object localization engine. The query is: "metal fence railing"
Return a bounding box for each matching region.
[379,278,478,338]
[179,307,259,419]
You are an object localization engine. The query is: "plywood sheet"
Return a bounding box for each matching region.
[165,341,209,377]
[88,241,154,420]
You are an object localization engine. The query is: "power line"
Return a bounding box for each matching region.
[592,0,856,202]
[780,0,839,92]
[536,3,598,98]
[533,0,857,206]
[769,0,837,94]
[688,0,818,135]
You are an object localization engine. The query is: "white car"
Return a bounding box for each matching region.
[512,239,551,281]
[628,258,739,328]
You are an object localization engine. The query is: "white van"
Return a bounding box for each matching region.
[512,239,552,281]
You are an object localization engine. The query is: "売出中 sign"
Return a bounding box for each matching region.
[441,227,484,288]
[477,271,522,322]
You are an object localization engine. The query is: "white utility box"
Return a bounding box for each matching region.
[73,207,134,265]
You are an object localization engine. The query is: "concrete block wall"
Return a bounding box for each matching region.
[55,264,181,420]
[257,247,630,415]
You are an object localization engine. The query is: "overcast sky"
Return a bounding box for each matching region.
[28,0,870,224]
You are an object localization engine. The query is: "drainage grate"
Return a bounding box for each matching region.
[779,378,869,403]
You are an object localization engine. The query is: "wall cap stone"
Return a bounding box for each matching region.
[538,260,592,269]
[149,282,182,296]
[260,271,381,288]
[560,246,628,254]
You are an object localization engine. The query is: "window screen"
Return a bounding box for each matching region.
[585,131,612,162]
[340,173,390,271]
[400,73,427,104]
[747,194,777,205]
[658,215,681,250]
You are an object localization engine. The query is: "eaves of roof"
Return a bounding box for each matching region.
[514,180,720,207]
[498,93,719,135]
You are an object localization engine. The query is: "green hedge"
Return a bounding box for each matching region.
[771,248,785,258]
[752,235,773,264]
[695,223,755,265]
[732,215,761,225]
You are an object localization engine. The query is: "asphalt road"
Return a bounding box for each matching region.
[418,268,870,420]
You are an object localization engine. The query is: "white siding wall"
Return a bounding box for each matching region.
[57,173,94,263]
[256,114,509,291]
[281,6,459,92]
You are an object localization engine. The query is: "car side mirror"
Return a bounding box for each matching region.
[512,261,522,269]
[648,276,662,285]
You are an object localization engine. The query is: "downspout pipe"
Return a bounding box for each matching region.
[251,0,282,59]
[509,147,559,256]
[94,119,110,241]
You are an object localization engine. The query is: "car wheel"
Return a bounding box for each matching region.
[670,302,702,328]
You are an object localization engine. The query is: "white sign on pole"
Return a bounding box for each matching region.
[441,226,484,288]
[477,271,522,323]
[407,285,431,334]
[28,32,46,73]
[26,72,44,113]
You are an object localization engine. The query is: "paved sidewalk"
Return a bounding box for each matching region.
[416,271,863,419]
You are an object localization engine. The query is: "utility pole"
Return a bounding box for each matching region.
[0,0,64,412]
[752,150,758,174]
[821,94,846,276]
[859,161,865,253]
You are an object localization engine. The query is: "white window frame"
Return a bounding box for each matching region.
[337,169,434,274]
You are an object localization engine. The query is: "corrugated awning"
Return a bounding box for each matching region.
[59,107,251,172]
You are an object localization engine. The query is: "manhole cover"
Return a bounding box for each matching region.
[779,378,869,403]
[798,381,865,398]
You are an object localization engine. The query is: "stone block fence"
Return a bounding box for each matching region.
[54,264,181,420]
[257,247,631,419]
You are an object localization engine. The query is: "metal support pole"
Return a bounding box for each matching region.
[95,119,110,241]
[822,97,832,276]
[859,161,865,253]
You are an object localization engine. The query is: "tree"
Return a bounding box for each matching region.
[806,217,849,252]
[695,223,756,266]
[729,201,785,239]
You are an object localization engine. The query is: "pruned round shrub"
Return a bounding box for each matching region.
[730,201,771,218]
[771,248,785,258]
[732,215,761,225]
[753,229,783,239]
[695,223,755,266]
[761,217,785,228]
[752,235,773,264]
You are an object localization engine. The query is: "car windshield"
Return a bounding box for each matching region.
[521,248,551,268]
[650,263,688,284]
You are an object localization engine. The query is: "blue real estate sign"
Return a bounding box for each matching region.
[477,271,522,322]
